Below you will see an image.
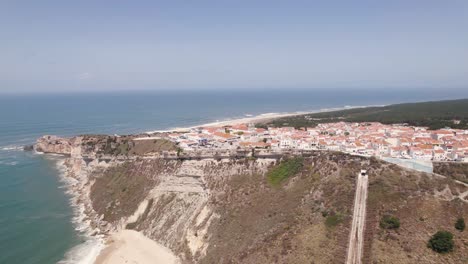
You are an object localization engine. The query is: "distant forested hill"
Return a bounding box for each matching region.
[259,99,468,130]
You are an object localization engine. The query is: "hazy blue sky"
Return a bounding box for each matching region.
[1,0,467,93]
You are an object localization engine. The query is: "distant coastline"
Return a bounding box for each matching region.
[144,104,384,134]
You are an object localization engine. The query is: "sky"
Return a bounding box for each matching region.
[1,0,468,94]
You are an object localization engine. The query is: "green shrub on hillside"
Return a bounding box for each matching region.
[455,217,465,231]
[176,147,183,157]
[380,215,400,229]
[427,231,454,253]
[267,157,304,186]
[325,213,343,228]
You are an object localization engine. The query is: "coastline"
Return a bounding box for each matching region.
[42,146,183,264]
[42,103,382,264]
[48,156,106,264]
[143,112,304,134]
[144,104,383,134]
[3,91,465,264]
[45,151,182,264]
[94,230,180,264]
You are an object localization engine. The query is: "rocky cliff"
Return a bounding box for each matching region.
[35,136,468,264]
[35,135,74,155]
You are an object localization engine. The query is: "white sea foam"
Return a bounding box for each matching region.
[0,160,18,166]
[0,145,23,151]
[58,238,105,264]
[50,158,104,264]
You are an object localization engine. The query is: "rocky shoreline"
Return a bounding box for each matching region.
[33,135,212,263]
[34,135,122,263]
[53,156,110,263]
[33,133,468,264]
[61,157,112,236]
[43,144,181,264]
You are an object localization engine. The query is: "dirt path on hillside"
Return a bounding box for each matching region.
[346,171,368,264]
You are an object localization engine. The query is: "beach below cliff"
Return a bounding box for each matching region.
[95,230,180,264]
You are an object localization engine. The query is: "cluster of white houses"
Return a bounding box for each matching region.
[162,122,468,162]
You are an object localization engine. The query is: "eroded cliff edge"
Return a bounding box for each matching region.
[35,135,468,264]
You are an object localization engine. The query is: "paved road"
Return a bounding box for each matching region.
[346,171,369,264]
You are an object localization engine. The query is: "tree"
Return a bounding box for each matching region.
[427,231,454,253]
[455,217,465,232]
[380,215,400,229]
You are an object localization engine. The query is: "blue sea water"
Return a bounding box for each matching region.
[0,89,466,263]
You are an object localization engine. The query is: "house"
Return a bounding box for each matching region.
[410,147,433,160]
[386,138,400,147]
[239,141,270,149]
[299,140,317,150]
[389,146,407,157]
[431,130,454,140]
[280,138,295,149]
[432,149,446,160]
[213,132,238,143]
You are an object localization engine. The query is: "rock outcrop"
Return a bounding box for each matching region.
[35,135,73,155]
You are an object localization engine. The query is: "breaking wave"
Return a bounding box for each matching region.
[0,145,23,151]
[52,159,105,264]
[0,161,18,166]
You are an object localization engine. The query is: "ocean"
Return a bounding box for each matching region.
[0,89,466,263]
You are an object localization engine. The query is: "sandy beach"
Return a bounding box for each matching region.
[144,112,305,134]
[145,105,377,134]
[94,230,180,264]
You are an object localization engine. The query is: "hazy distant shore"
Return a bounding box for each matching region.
[144,104,381,134]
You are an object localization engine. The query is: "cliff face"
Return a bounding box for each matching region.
[35,136,468,264]
[35,134,177,158]
[84,155,468,264]
[35,135,73,155]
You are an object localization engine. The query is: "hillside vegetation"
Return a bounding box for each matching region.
[89,152,468,263]
[267,157,304,186]
[80,135,176,156]
[260,98,468,130]
[433,162,468,184]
